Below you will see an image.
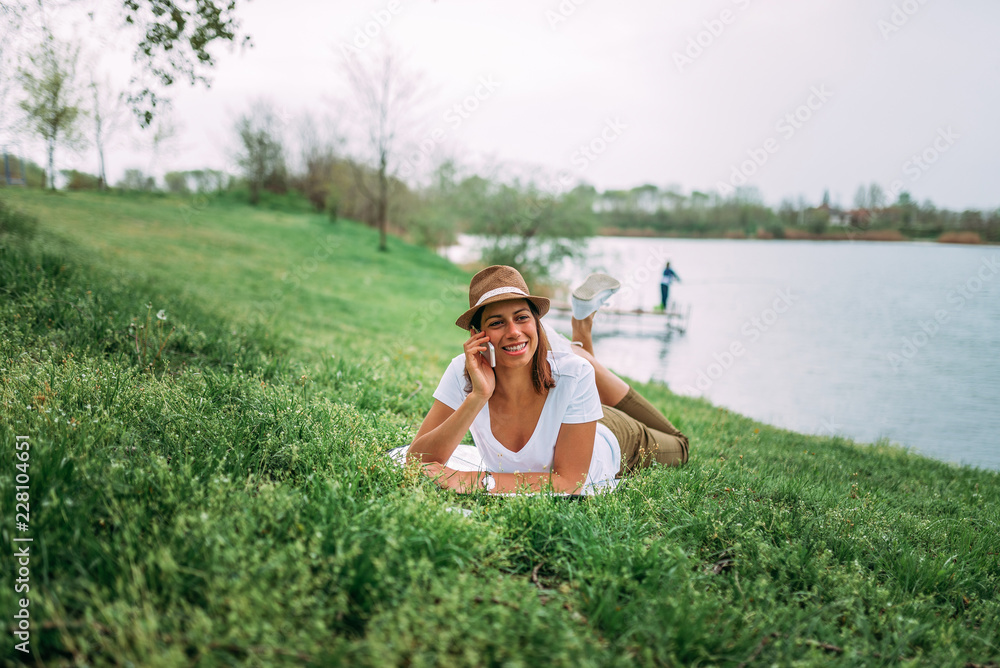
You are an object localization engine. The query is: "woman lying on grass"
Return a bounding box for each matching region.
[410,265,690,495]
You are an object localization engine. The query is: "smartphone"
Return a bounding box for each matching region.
[472,328,496,367]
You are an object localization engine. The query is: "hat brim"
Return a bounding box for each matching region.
[455,294,550,330]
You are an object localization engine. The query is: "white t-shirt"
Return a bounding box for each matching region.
[432,350,621,490]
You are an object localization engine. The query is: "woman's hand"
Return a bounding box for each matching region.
[422,462,478,493]
[464,329,496,400]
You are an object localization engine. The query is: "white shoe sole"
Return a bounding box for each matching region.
[571,273,621,320]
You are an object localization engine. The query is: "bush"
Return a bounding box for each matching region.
[164,171,191,194]
[118,168,157,192]
[937,231,982,244]
[60,169,102,190]
[295,153,337,213]
[765,224,785,239]
[326,190,340,222]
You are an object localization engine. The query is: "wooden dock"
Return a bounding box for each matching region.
[548,301,691,334]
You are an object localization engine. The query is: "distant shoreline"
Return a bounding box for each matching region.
[597,227,994,245]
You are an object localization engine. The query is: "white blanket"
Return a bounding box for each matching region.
[388,444,619,496]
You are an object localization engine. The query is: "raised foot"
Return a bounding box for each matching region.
[570,273,621,320]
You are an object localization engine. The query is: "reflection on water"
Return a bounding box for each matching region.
[446,236,1000,470]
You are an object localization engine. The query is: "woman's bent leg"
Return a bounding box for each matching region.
[614,387,682,438]
[570,315,629,405]
[612,388,689,467]
[599,405,688,476]
[570,311,690,468]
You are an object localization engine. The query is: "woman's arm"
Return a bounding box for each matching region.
[424,420,597,495]
[409,396,486,464]
[409,329,496,464]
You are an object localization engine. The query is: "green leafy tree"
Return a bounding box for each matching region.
[121,0,252,126]
[164,171,190,194]
[805,207,830,236]
[119,168,156,191]
[3,0,250,127]
[456,174,597,283]
[406,160,462,250]
[17,33,86,190]
[59,168,101,190]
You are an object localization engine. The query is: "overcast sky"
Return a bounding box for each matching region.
[30,0,1000,210]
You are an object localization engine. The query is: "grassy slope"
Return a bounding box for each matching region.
[1,189,998,667]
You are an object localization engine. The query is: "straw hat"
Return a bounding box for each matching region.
[455,265,550,330]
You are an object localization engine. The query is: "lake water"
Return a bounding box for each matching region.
[444,237,1000,470]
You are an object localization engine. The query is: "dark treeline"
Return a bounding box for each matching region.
[6,150,997,248]
[4,149,996,285]
[1,146,601,282]
[592,184,1000,244]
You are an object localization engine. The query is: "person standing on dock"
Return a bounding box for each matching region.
[660,262,681,311]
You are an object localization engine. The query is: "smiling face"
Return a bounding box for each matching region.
[479,299,538,368]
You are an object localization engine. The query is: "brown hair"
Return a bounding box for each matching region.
[465,301,555,395]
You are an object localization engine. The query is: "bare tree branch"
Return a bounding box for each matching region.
[340,42,426,251]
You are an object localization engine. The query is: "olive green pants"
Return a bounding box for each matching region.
[598,387,689,477]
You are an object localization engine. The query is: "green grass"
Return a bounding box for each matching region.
[1,189,998,666]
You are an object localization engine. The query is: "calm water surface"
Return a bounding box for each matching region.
[446,237,1000,470]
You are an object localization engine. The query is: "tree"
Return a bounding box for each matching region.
[119,167,156,191]
[89,76,129,190]
[805,206,830,235]
[146,109,181,174]
[293,111,344,213]
[120,0,252,126]
[631,183,660,213]
[778,198,798,226]
[454,170,597,283]
[60,168,101,190]
[0,3,30,141]
[233,99,287,205]
[406,159,462,250]
[163,171,189,193]
[194,168,226,192]
[853,185,868,210]
[341,44,425,251]
[867,182,886,210]
[3,0,250,127]
[17,32,86,190]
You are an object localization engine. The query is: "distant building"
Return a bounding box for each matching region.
[847,208,873,228]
